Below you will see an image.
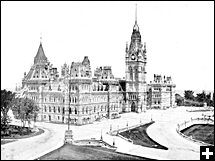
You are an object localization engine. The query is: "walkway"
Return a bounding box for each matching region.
[1,106,205,160]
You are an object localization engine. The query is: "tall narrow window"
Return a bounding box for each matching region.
[75,108,77,114]
[135,68,138,80]
[130,67,133,81]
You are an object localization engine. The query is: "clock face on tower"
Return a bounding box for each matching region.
[131,53,136,60]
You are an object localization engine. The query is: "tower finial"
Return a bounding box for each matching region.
[135,4,137,23]
[40,33,42,44]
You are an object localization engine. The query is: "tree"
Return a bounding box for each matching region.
[213,93,214,107]
[1,89,15,126]
[175,93,184,106]
[196,91,206,103]
[12,97,39,127]
[184,90,195,100]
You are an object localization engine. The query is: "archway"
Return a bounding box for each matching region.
[131,101,136,112]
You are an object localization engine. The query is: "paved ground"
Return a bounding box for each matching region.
[1,106,206,160]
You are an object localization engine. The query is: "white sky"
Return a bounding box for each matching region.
[1,1,214,91]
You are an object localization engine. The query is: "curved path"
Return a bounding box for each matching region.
[1,107,205,160]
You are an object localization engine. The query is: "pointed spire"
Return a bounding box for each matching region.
[40,33,42,44]
[34,35,48,64]
[133,4,139,31]
[135,4,137,23]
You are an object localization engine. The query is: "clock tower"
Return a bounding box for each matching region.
[125,4,147,113]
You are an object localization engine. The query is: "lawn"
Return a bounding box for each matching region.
[37,144,153,160]
[1,124,44,140]
[120,121,168,150]
[180,124,214,145]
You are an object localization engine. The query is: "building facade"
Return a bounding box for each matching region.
[147,74,176,109]
[19,6,176,125]
[125,11,147,113]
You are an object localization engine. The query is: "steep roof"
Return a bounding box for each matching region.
[34,42,48,64]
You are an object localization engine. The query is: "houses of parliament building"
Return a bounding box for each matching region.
[18,7,176,125]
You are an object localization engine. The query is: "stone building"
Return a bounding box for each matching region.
[20,6,176,125]
[124,9,147,113]
[21,41,124,125]
[147,74,176,109]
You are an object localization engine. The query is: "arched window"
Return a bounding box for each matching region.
[94,106,96,112]
[82,108,84,114]
[53,106,55,113]
[58,106,60,113]
[44,106,46,112]
[86,107,88,114]
[75,108,77,114]
[49,106,51,112]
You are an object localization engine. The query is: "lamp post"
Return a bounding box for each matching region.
[100,129,103,140]
[110,124,112,134]
[117,125,119,134]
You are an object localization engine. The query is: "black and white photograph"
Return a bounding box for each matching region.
[1,1,214,160]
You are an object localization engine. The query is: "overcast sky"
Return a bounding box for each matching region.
[1,1,214,91]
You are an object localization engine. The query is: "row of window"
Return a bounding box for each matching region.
[44,105,62,113]
[153,87,161,91]
[48,85,61,91]
[31,96,38,101]
[44,97,64,103]
[153,94,161,98]
[129,95,137,100]
[128,66,145,72]
[43,104,119,114]
[43,95,119,104]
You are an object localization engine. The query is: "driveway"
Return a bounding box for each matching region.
[1,106,205,160]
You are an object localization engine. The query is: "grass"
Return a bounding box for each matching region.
[180,124,214,145]
[1,124,44,140]
[120,122,168,150]
[37,144,153,160]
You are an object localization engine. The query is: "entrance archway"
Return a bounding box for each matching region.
[131,102,136,112]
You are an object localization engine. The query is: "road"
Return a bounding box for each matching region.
[1,106,206,160]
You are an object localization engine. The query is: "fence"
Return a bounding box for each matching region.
[108,121,154,143]
[176,117,214,146]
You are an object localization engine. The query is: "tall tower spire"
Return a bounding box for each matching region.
[135,4,137,23]
[133,4,139,31]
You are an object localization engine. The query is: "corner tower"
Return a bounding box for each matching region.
[125,4,147,113]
